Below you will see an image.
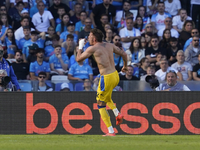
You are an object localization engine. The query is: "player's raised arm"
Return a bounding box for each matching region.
[113,44,128,72]
[76,39,94,63]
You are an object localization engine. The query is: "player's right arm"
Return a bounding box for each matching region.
[113,44,127,72]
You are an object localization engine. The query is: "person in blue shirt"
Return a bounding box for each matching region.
[30,0,47,18]
[75,11,87,35]
[68,61,93,81]
[0,46,20,91]
[30,48,50,80]
[0,28,17,59]
[49,45,69,75]
[60,21,78,44]
[55,6,66,26]
[22,31,46,62]
[56,13,70,35]
[44,34,66,61]
[17,26,31,50]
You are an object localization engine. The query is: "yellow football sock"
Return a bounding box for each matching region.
[99,107,112,127]
[106,99,116,110]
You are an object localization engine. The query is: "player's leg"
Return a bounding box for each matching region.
[97,100,115,136]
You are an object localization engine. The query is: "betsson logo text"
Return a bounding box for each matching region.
[26,93,200,134]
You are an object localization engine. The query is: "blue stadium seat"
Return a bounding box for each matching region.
[19,82,32,91]
[75,82,84,91]
[55,83,73,91]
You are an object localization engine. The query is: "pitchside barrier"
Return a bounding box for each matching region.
[0,92,200,135]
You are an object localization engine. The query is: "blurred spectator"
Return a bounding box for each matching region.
[183,28,200,51]
[68,60,93,81]
[10,0,28,8]
[151,2,171,31]
[0,5,12,25]
[157,17,179,39]
[145,35,167,63]
[140,35,147,50]
[61,34,76,58]
[104,29,113,43]
[15,17,34,41]
[37,71,53,91]
[30,48,50,80]
[0,69,16,91]
[32,1,55,33]
[83,79,94,91]
[45,34,66,61]
[192,53,200,81]
[172,9,192,33]
[155,58,182,81]
[138,57,150,77]
[0,28,17,59]
[25,43,38,64]
[96,14,109,37]
[55,6,66,25]
[179,20,195,47]
[17,26,31,50]
[126,38,145,65]
[113,35,123,72]
[12,51,29,80]
[30,0,48,18]
[0,46,20,90]
[69,46,89,68]
[137,6,150,27]
[48,0,73,19]
[171,50,192,81]
[44,26,55,47]
[134,16,145,34]
[70,3,82,24]
[56,13,70,35]
[0,14,12,36]
[144,22,157,35]
[159,29,171,49]
[60,82,70,91]
[60,21,78,44]
[164,0,181,16]
[140,65,161,81]
[146,0,158,16]
[115,1,131,26]
[129,0,142,10]
[8,1,24,27]
[117,12,134,32]
[22,31,45,62]
[152,53,166,71]
[78,18,92,40]
[90,0,116,28]
[155,70,190,91]
[166,37,182,65]
[191,0,200,32]
[185,36,200,67]
[71,0,89,15]
[49,45,69,75]
[144,32,153,48]
[75,11,87,35]
[119,17,141,50]
[119,65,139,80]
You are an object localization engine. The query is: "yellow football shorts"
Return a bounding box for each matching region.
[96,70,119,103]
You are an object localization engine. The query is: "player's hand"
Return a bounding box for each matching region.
[121,66,127,72]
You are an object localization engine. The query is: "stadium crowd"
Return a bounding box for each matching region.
[0,0,199,91]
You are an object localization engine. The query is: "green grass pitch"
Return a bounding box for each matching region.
[0,135,199,150]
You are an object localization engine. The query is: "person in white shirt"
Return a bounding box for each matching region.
[119,17,141,50]
[155,58,183,81]
[151,2,171,31]
[155,70,190,91]
[171,50,192,81]
[32,1,55,33]
[14,16,35,41]
[157,17,179,39]
[164,0,181,16]
[172,9,192,33]
[115,0,132,25]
